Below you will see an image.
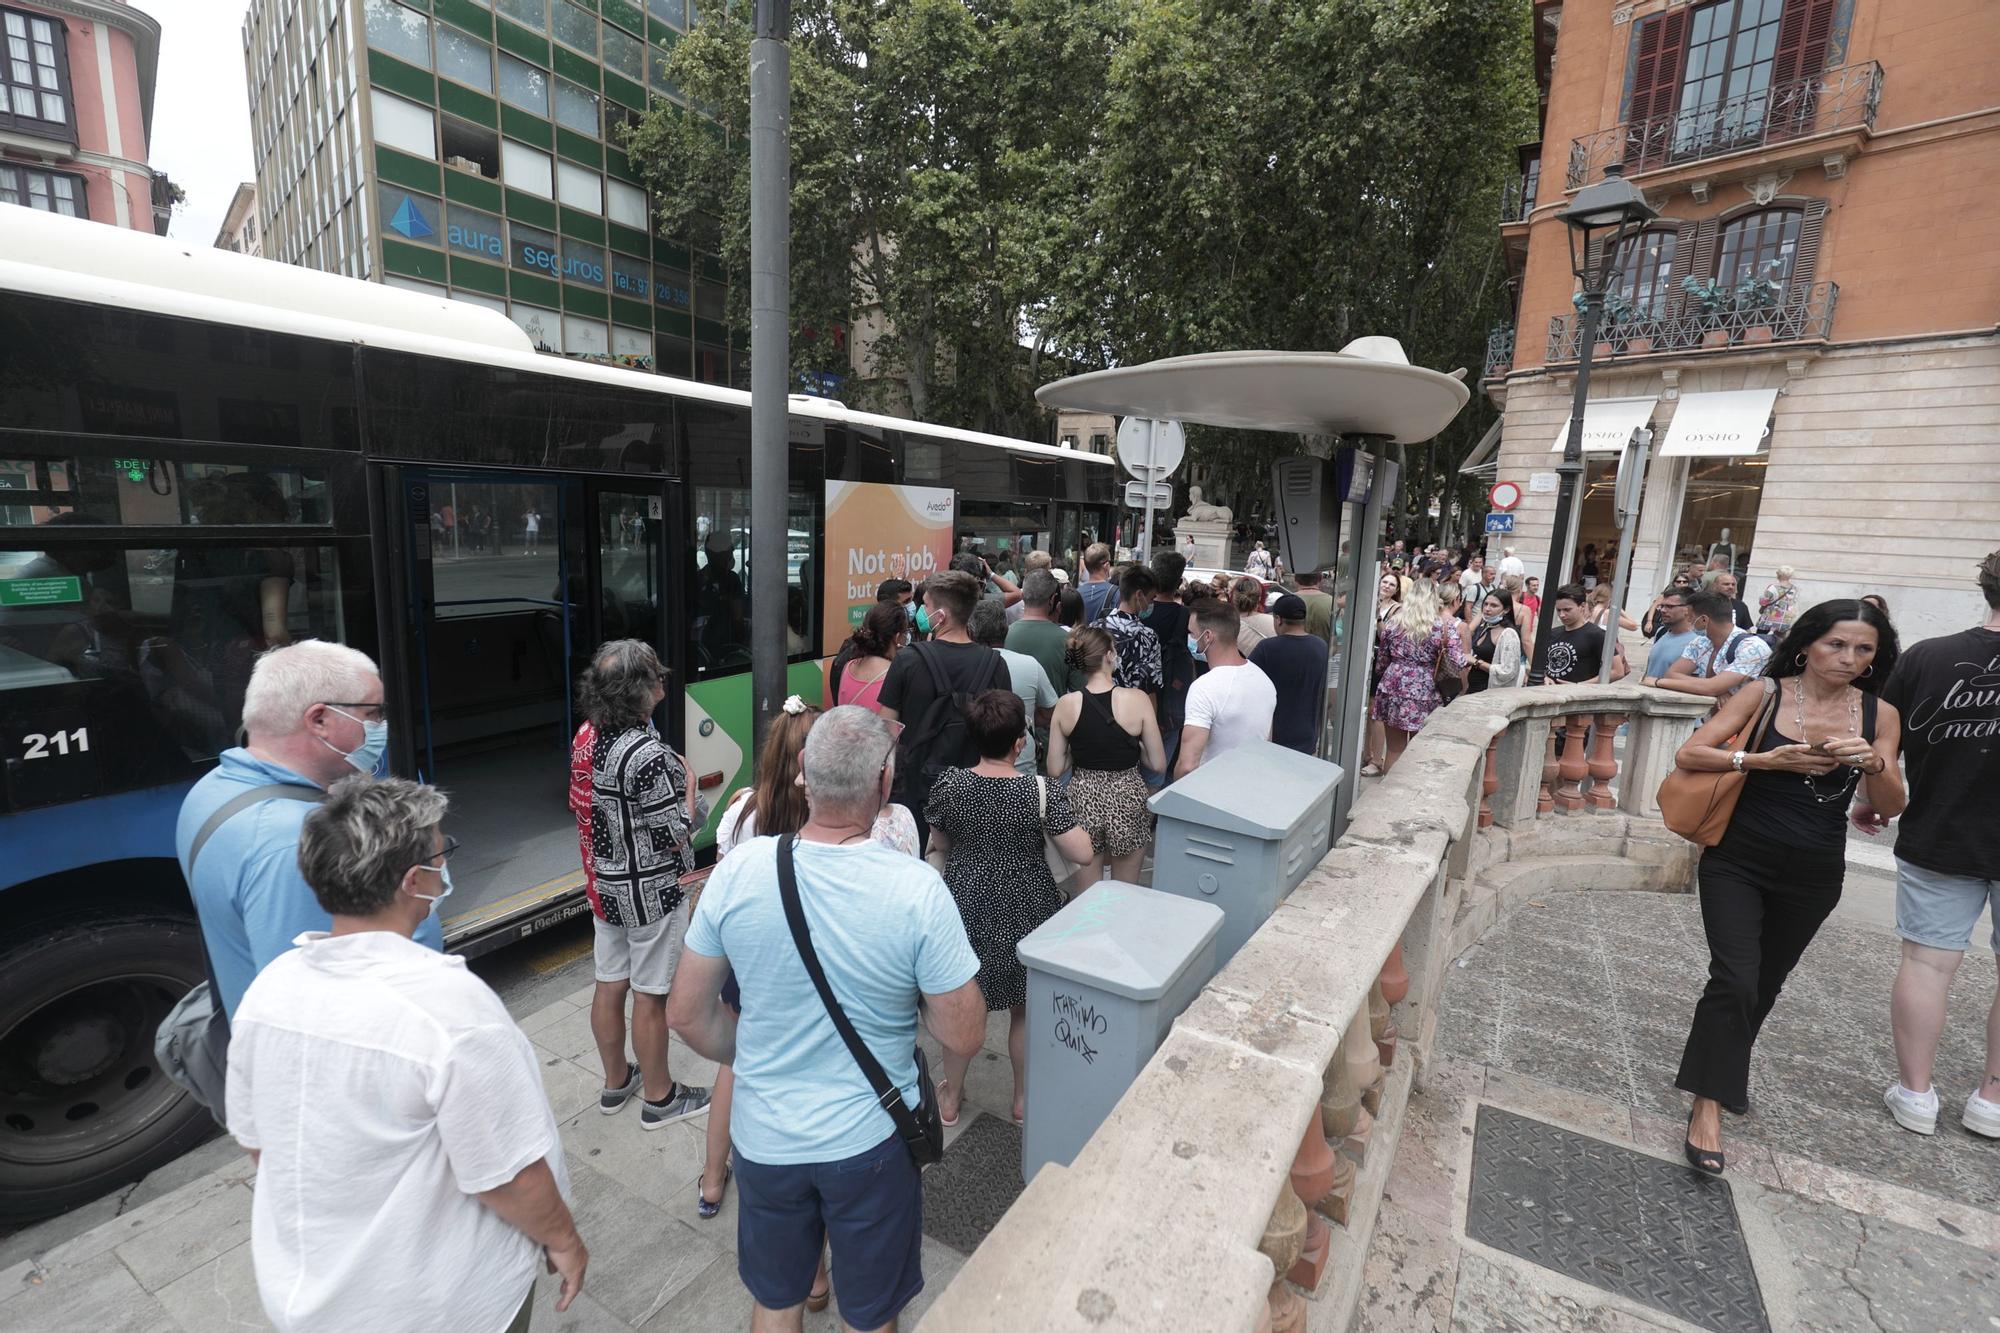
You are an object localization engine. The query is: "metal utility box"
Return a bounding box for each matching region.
[1147,741,1342,968]
[1016,882,1222,1184]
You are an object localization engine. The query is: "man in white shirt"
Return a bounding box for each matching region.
[1175,600,1276,777]
[1497,547,1526,581]
[228,777,584,1333]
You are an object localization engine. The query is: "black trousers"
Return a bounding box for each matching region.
[1675,833,1845,1108]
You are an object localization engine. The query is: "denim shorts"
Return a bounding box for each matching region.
[734,1132,922,1328]
[1895,858,2000,952]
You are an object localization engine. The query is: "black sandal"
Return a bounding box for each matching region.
[1683,1109,1725,1176]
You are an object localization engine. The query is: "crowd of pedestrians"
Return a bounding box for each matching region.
[170,527,1999,1330]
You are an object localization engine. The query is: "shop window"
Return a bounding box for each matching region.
[508,302,562,352]
[1671,455,1765,579]
[563,317,608,358]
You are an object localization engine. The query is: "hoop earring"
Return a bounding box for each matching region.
[1794,652,1807,667]
[1860,664,1873,678]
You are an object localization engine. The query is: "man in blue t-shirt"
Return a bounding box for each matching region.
[1642,586,1701,679]
[670,706,985,1333]
[1077,541,1117,624]
[177,641,442,1019]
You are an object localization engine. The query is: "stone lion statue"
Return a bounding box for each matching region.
[1185,485,1232,525]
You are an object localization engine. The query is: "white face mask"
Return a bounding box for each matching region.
[409,861,453,911]
[322,706,389,774]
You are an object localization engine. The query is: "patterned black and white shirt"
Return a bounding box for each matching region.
[1103,607,1164,694]
[589,725,696,928]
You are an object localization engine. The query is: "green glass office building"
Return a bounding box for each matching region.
[243,0,742,384]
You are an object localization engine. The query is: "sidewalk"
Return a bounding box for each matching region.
[0,984,1021,1332]
[1361,885,2000,1331]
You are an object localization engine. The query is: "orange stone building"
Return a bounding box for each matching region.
[1479,0,2000,641]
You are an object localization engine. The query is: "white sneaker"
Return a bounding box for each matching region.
[1963,1089,2000,1139]
[1884,1082,1938,1135]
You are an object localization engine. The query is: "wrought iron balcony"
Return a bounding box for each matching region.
[1565,63,1882,190]
[1499,169,1538,223]
[1544,281,1837,363]
[1483,325,1516,381]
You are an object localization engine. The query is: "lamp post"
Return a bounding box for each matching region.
[748,0,791,754]
[1526,163,1657,685]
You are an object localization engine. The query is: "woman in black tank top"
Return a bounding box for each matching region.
[1667,601,1906,1175]
[1046,627,1165,887]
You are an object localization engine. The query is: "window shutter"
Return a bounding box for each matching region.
[1789,199,1831,303]
[1625,9,1690,172]
[1770,0,1837,137]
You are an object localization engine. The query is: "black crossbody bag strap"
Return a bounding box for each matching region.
[184,783,326,1034]
[775,836,938,1162]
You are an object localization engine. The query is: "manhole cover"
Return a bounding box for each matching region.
[922,1113,1024,1255]
[1466,1105,1769,1333]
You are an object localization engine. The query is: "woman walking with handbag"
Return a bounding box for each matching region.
[926,690,1095,1126]
[1371,580,1469,772]
[1667,600,1905,1174]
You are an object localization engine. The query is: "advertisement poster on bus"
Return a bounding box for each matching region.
[822,481,954,656]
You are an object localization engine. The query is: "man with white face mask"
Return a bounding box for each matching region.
[229,776,586,1332]
[176,640,442,1020]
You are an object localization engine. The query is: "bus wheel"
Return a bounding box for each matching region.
[0,913,220,1222]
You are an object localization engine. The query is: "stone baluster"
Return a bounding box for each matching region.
[1320,1050,1372,1216]
[1538,721,1560,815]
[1290,1107,1336,1214]
[1259,1186,1307,1333]
[1588,712,1625,810]
[1344,1008,1385,1119]
[1369,980,1398,1068]
[1554,713,1590,813]
[1479,732,1500,828]
[1379,943,1410,1006]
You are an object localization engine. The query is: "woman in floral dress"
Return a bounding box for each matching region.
[1372,580,1469,772]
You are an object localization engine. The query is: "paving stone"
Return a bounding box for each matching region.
[1494,1027,1635,1111]
[641,1253,751,1328]
[527,1283,636,1333]
[558,1153,723,1326]
[537,1049,610,1124]
[3,1250,180,1333]
[1448,1250,1688,1332]
[535,1004,607,1065]
[113,1177,254,1292]
[1482,1068,1631,1144]
[1764,1191,2000,1333]
[558,1111,707,1227]
[1378,1078,1469,1228]
[518,998,583,1038]
[1356,1196,1461,1333]
[150,1241,271,1331]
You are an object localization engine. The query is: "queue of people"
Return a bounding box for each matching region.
[176,532,1999,1331]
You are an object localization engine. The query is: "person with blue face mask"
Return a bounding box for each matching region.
[176,641,444,1023]
[228,775,589,1332]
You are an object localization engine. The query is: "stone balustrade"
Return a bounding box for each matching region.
[917,683,1715,1333]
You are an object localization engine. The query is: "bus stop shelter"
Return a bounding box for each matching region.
[1035,338,1469,836]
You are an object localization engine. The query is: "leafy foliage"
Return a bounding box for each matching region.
[624,0,1534,539]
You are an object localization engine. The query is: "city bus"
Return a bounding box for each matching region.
[0,204,1115,1218]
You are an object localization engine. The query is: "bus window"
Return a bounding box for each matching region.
[0,540,347,807]
[689,483,821,675]
[0,454,330,528]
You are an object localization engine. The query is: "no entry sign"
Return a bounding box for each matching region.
[1488,480,1523,512]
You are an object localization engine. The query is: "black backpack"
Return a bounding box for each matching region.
[1719,628,1779,670]
[898,643,1007,806]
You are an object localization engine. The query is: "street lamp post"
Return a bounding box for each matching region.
[1526,163,1657,685]
[748,0,791,754]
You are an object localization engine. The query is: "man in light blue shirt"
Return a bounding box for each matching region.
[1643,587,1701,679]
[970,599,1057,776]
[671,706,984,1332]
[176,641,441,1018]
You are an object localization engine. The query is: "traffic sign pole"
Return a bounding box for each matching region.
[1138,420,1156,563]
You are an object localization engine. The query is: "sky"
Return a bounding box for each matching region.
[138,0,254,246]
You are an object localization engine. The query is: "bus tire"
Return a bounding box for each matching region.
[0,913,220,1223]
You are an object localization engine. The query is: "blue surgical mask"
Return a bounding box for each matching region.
[409,861,453,910]
[325,708,389,775]
[914,605,933,634]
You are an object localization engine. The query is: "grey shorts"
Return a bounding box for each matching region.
[592,903,689,994]
[1895,858,2000,953]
